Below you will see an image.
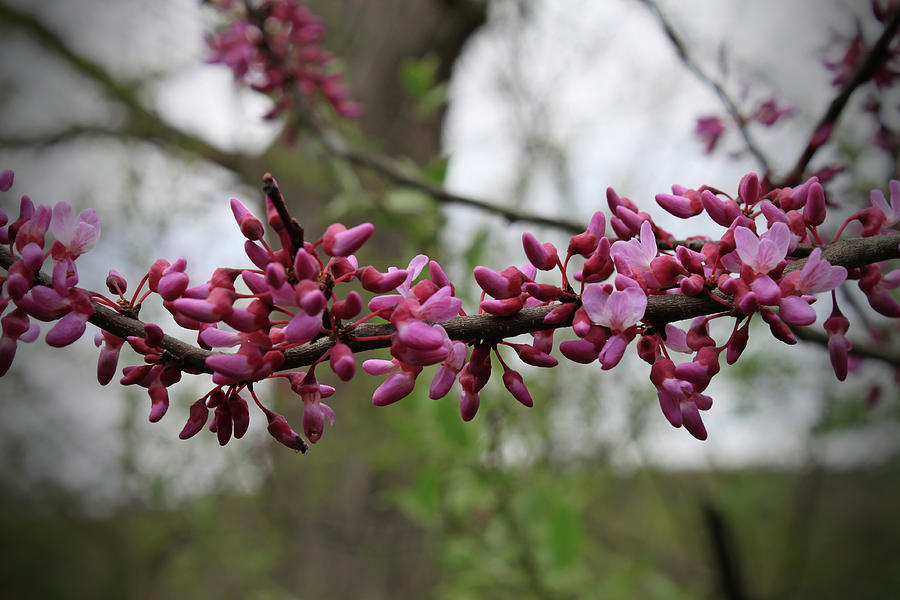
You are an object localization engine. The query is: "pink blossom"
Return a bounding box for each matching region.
[733,222,790,275]
[695,116,725,153]
[870,180,900,227]
[610,221,659,285]
[581,279,647,332]
[50,202,100,257]
[781,248,847,295]
[582,277,647,369]
[751,98,793,126]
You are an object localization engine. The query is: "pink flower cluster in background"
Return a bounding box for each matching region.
[206,0,362,124]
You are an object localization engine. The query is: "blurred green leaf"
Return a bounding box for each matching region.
[399,53,440,102]
[464,226,492,268]
[432,395,470,449]
[384,188,431,214]
[547,501,581,569]
[423,156,449,185]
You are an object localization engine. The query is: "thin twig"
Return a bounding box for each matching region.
[310,120,585,234]
[638,0,771,174]
[780,8,900,187]
[262,173,304,257]
[0,2,257,178]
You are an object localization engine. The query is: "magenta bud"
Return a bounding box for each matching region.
[429,260,452,289]
[179,399,210,439]
[143,323,164,348]
[522,232,559,270]
[655,193,702,218]
[467,345,492,392]
[148,382,169,423]
[228,393,250,439]
[738,172,760,205]
[760,307,796,344]
[459,386,480,421]
[524,282,563,301]
[372,369,418,406]
[480,295,525,317]
[329,342,356,381]
[322,222,374,256]
[214,403,232,446]
[105,270,127,295]
[332,291,363,320]
[803,182,826,227]
[264,410,308,453]
[726,320,750,365]
[293,249,320,281]
[559,339,600,363]
[543,302,577,325]
[701,190,742,227]
[473,266,524,299]
[360,266,408,293]
[0,169,13,192]
[502,369,533,407]
[679,274,705,296]
[230,198,265,240]
[509,343,558,367]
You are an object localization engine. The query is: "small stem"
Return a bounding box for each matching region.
[262,172,304,257]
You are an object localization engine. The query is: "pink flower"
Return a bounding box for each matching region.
[695,116,725,154]
[870,180,900,227]
[751,98,793,126]
[610,221,659,286]
[582,277,647,369]
[582,279,647,332]
[733,222,790,275]
[51,202,100,258]
[781,248,847,295]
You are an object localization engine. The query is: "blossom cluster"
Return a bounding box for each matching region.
[1,170,99,375]
[2,165,899,449]
[206,0,362,124]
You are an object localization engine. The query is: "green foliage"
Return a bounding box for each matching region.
[399,53,448,117]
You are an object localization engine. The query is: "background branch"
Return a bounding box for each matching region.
[0,2,259,179]
[309,120,586,233]
[638,0,771,175]
[780,8,900,186]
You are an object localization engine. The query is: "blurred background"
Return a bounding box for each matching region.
[1,0,900,598]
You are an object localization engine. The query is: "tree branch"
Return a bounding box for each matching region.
[309,120,585,234]
[0,2,256,177]
[780,8,900,187]
[638,0,771,174]
[3,233,898,375]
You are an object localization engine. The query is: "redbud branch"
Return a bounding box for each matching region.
[637,0,772,174]
[3,233,898,374]
[780,8,900,187]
